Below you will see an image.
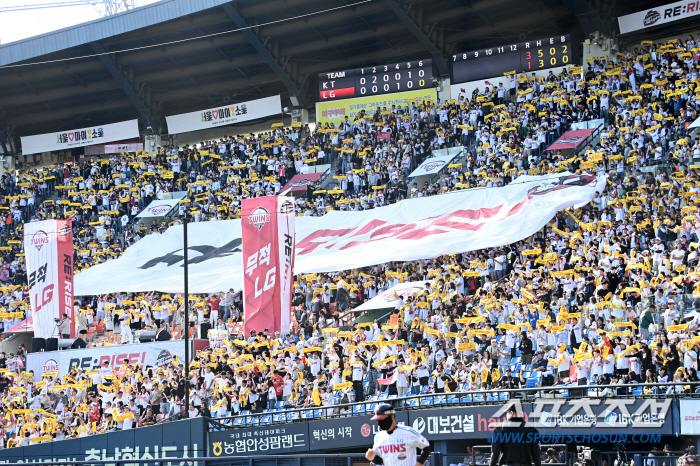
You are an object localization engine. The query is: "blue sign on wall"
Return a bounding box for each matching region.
[0,418,206,464]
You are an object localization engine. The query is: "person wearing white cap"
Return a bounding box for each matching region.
[664,300,680,329]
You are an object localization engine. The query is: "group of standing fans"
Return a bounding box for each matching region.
[0,36,699,445]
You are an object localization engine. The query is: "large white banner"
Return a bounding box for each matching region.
[165,95,282,134]
[294,172,606,272]
[75,221,244,295]
[26,340,185,377]
[618,1,700,34]
[75,172,606,295]
[136,199,181,218]
[20,119,139,156]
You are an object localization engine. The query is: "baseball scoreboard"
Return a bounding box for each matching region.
[451,34,573,83]
[317,59,434,101]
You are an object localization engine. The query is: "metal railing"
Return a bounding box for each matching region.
[207,381,689,430]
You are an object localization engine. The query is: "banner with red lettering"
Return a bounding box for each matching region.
[277,196,295,333]
[74,172,605,295]
[242,196,295,335]
[26,340,185,377]
[24,220,74,339]
[56,220,75,338]
[292,172,607,272]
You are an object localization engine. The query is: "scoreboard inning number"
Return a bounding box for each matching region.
[451,35,573,83]
[317,59,433,101]
[357,62,427,94]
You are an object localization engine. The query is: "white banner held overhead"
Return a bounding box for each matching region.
[294,172,606,272]
[165,95,282,134]
[75,221,245,295]
[104,143,144,153]
[20,119,139,156]
[74,172,606,295]
[353,281,430,313]
[136,199,181,218]
[618,0,700,34]
[407,154,456,178]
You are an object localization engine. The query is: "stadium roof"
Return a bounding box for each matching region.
[0,0,668,144]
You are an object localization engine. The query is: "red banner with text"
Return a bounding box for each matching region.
[242,196,295,335]
[56,220,75,339]
[24,220,74,339]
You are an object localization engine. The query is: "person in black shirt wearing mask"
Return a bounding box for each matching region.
[490,405,541,466]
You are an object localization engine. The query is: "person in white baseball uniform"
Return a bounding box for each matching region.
[365,404,432,466]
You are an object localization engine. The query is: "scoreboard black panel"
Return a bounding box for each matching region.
[317,59,433,101]
[452,35,573,84]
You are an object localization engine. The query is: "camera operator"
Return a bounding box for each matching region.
[57,313,70,339]
[499,368,525,390]
[490,405,541,466]
[545,449,559,464]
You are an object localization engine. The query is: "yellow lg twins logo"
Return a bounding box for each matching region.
[213,442,223,456]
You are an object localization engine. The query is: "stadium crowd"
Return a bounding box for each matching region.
[1,35,700,444]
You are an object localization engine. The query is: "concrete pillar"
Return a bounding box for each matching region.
[438,77,452,103]
[583,35,618,66]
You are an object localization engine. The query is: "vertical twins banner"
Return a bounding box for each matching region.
[242,196,295,335]
[24,220,75,339]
